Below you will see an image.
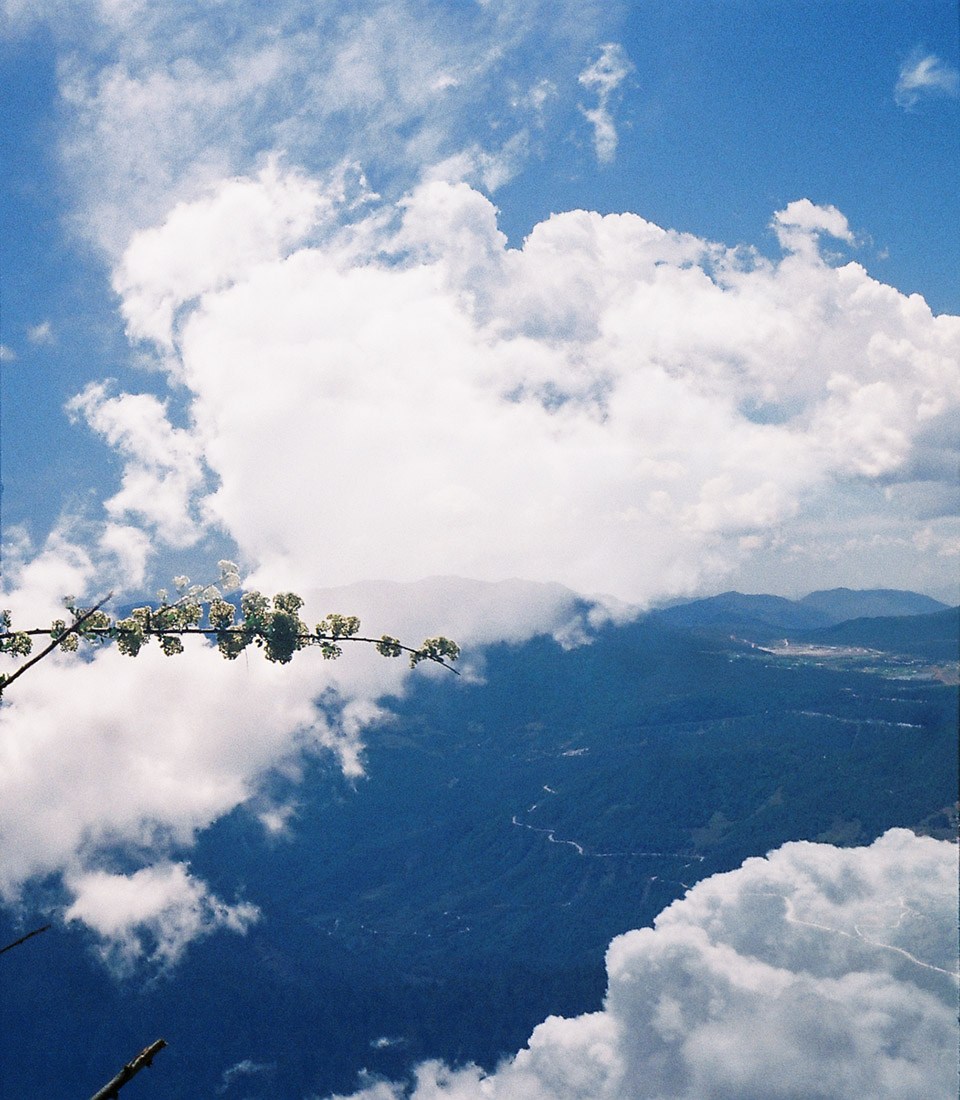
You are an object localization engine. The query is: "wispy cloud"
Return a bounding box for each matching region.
[26,320,55,345]
[895,49,960,109]
[217,1058,275,1095]
[29,0,611,255]
[578,42,632,163]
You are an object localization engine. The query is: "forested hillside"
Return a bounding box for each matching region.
[2,605,955,1099]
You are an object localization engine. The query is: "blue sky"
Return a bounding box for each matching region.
[502,1,960,312]
[0,5,958,1096]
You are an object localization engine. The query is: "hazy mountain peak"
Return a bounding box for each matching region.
[799,588,950,624]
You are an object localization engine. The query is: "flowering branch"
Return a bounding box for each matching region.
[0,563,459,697]
[0,593,115,696]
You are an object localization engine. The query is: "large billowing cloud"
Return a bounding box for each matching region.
[3,0,958,972]
[78,170,959,606]
[320,830,959,1100]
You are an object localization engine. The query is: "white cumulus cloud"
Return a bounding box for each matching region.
[770,198,855,258]
[320,830,959,1100]
[9,172,958,963]
[7,169,960,965]
[64,862,259,972]
[73,173,960,607]
[66,383,209,546]
[112,162,335,349]
[0,637,348,898]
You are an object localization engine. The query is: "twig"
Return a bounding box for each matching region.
[87,1039,167,1100]
[0,923,51,955]
[0,593,113,695]
[13,627,460,673]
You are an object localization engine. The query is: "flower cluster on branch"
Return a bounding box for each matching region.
[0,562,459,695]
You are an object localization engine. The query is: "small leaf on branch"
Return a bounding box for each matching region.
[159,635,184,656]
[376,636,403,658]
[410,636,461,668]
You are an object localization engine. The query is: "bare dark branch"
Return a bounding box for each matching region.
[0,923,51,955]
[87,1039,167,1100]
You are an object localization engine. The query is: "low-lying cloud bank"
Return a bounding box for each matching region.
[321,829,959,1100]
[0,630,353,964]
[0,572,598,965]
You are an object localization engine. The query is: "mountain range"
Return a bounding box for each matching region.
[652,587,950,642]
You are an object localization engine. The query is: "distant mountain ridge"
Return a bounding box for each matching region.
[651,588,954,647]
[799,607,960,663]
[652,592,831,640]
[799,587,949,623]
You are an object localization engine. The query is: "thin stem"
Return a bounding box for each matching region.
[13,627,459,672]
[0,593,114,695]
[0,924,51,956]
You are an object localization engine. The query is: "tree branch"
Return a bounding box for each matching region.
[3,587,460,679]
[87,1039,167,1100]
[0,593,114,696]
[0,923,51,955]
[14,627,460,673]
